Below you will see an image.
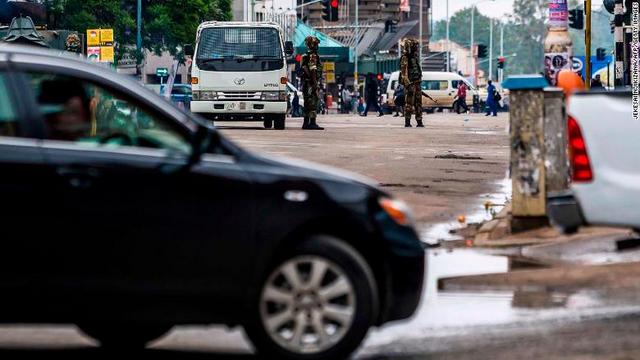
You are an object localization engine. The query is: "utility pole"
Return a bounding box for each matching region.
[446,0,450,72]
[470,7,475,85]
[419,0,423,63]
[585,0,592,89]
[355,0,359,89]
[136,0,142,77]
[500,22,504,83]
[489,18,493,80]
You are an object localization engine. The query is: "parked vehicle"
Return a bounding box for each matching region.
[547,91,636,234]
[187,22,294,130]
[0,44,425,360]
[146,83,193,110]
[385,71,479,113]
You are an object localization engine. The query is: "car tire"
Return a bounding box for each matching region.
[77,323,172,349]
[245,235,378,360]
[264,120,274,129]
[274,115,286,130]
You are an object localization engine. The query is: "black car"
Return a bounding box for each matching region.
[0,45,425,359]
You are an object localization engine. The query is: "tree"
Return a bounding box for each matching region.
[45,0,232,58]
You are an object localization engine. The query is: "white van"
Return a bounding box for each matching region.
[386,71,478,113]
[187,22,293,130]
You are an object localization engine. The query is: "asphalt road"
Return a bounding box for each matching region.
[220,112,510,241]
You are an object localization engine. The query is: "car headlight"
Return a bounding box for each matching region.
[193,91,218,101]
[261,91,285,101]
[379,197,414,226]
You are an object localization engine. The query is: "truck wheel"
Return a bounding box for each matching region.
[264,120,273,129]
[274,115,286,130]
[245,235,378,360]
[77,323,172,349]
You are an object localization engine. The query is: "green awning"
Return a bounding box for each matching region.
[294,20,349,62]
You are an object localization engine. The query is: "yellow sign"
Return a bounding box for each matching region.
[99,29,114,43]
[323,62,335,71]
[100,46,114,63]
[325,72,335,84]
[87,29,100,46]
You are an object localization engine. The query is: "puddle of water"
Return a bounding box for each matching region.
[420,176,512,245]
[363,248,623,349]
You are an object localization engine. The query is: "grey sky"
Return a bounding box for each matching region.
[431,0,514,21]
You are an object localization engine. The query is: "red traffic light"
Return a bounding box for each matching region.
[331,0,338,7]
[295,54,302,62]
[498,57,505,63]
[376,73,383,81]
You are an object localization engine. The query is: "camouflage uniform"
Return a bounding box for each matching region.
[300,36,324,130]
[399,39,423,127]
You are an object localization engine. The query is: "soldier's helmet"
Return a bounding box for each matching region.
[305,36,320,52]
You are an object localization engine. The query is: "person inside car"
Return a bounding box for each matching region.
[38,78,92,141]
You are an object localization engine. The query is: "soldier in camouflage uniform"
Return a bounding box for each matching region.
[399,38,424,128]
[300,36,324,130]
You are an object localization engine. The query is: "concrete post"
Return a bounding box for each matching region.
[543,88,569,194]
[503,75,552,232]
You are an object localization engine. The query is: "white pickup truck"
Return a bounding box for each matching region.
[547,91,638,233]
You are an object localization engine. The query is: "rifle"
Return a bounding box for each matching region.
[422,90,438,104]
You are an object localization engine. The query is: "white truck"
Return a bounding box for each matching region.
[547,91,638,233]
[186,22,294,130]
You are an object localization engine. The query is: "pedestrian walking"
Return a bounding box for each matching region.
[291,92,302,117]
[485,80,498,117]
[400,38,424,127]
[361,73,384,117]
[300,36,324,130]
[454,82,470,114]
[393,84,405,117]
[590,74,604,89]
[341,86,352,113]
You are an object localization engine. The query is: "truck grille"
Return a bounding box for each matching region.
[218,91,261,100]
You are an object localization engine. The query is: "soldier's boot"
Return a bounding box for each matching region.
[404,118,412,128]
[416,116,425,127]
[307,117,324,130]
[302,117,311,129]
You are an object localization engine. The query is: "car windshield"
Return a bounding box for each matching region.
[196,27,284,72]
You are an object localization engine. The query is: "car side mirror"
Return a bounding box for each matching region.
[189,123,220,166]
[184,44,194,56]
[284,41,294,56]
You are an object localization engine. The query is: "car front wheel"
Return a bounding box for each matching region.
[245,236,378,360]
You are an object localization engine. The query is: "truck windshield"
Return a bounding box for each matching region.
[196,27,284,72]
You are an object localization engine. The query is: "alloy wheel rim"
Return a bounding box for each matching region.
[259,256,356,354]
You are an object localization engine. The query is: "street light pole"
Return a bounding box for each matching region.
[489,18,493,80]
[470,6,474,84]
[446,0,450,72]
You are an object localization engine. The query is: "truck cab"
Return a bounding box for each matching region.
[188,22,293,130]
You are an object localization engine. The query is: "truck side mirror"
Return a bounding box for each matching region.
[284,41,294,56]
[184,44,194,56]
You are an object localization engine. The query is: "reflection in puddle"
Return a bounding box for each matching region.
[420,177,511,245]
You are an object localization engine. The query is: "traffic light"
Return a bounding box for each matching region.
[477,44,488,58]
[497,56,505,69]
[568,8,584,30]
[596,48,607,61]
[376,73,383,81]
[322,0,339,22]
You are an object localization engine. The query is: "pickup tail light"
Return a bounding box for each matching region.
[568,116,593,182]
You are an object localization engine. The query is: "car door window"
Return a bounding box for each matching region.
[26,72,191,154]
[0,73,20,137]
[421,81,448,91]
